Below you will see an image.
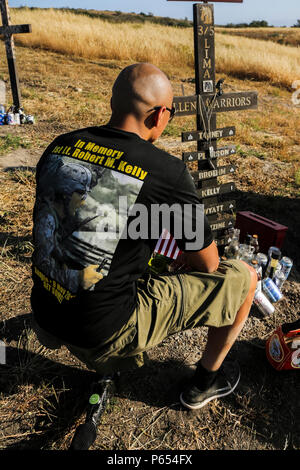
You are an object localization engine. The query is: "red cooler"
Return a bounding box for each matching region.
[235,211,288,253]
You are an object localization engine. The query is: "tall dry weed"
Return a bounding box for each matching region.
[9,8,300,88]
[218,27,300,47]
[216,33,300,88]
[11,9,194,67]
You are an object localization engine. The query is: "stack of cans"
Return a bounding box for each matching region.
[279,257,293,280]
[254,291,275,316]
[223,232,294,316]
[253,250,293,315]
[0,105,34,125]
[262,278,283,303]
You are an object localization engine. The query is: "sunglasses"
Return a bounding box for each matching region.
[152,105,176,122]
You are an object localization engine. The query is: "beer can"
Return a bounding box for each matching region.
[280,257,293,280]
[254,291,275,315]
[255,278,262,294]
[268,246,281,259]
[273,271,285,291]
[263,277,283,303]
[256,253,268,268]
[19,112,26,124]
[26,114,34,124]
[0,113,5,125]
[6,112,15,125]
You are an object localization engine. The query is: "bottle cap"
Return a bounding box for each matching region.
[251,260,258,265]
[253,234,258,239]
[89,393,100,405]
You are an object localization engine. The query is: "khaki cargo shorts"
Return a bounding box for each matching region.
[62,259,251,375]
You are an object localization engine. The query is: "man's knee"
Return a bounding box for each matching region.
[241,261,258,294]
[31,315,63,350]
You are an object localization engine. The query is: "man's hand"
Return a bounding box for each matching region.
[176,241,219,274]
[80,265,104,290]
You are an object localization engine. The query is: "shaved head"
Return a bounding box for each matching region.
[111,63,173,120]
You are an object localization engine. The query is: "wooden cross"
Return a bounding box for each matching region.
[169,1,257,247]
[0,0,31,110]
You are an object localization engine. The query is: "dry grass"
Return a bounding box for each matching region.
[10,8,194,71]
[217,27,300,47]
[0,169,34,358]
[0,10,299,451]
[9,8,300,89]
[215,34,300,89]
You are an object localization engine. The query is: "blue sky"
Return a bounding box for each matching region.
[9,0,300,27]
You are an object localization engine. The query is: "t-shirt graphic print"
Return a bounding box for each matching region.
[33,153,144,299]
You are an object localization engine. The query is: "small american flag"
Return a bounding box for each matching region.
[154,228,182,260]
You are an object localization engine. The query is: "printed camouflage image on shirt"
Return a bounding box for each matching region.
[33,154,144,296]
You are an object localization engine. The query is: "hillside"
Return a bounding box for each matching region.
[6,8,299,91]
[59,7,193,27]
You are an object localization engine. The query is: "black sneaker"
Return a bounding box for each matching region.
[180,360,241,410]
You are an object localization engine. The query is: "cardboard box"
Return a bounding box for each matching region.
[235,211,288,254]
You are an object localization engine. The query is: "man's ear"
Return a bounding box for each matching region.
[145,108,160,129]
[153,106,165,127]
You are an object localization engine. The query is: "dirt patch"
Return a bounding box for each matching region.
[0,155,299,451]
[1,286,299,451]
[0,148,41,170]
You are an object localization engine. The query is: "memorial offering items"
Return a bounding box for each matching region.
[0,104,34,125]
[250,234,259,254]
[148,227,293,317]
[148,253,174,275]
[223,228,293,315]
[148,228,182,274]
[266,318,300,370]
[224,228,240,259]
[254,291,275,316]
[265,246,281,279]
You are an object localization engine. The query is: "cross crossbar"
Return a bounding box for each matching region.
[173,91,258,116]
[0,24,31,36]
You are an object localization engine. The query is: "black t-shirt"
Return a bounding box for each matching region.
[31,125,213,347]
